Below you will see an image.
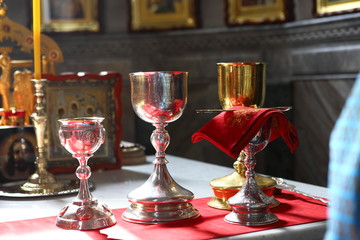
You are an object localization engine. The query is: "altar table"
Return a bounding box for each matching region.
[0,155,328,240]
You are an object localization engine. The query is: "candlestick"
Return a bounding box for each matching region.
[20,79,65,193]
[20,1,66,194]
[33,0,41,79]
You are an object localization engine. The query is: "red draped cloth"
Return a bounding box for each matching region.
[192,106,299,158]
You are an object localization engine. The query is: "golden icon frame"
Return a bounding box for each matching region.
[315,0,360,16]
[130,0,198,31]
[226,0,294,25]
[40,0,100,33]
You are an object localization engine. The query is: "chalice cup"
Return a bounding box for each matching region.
[122,71,200,224]
[56,117,116,230]
[208,62,277,210]
[224,119,278,225]
[218,62,265,109]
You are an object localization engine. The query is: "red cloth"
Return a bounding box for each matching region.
[0,191,327,240]
[192,106,299,158]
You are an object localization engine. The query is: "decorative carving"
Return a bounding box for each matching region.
[13,69,34,125]
[0,0,63,74]
[0,46,11,110]
[0,0,63,117]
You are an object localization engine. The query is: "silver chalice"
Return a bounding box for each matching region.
[56,117,116,230]
[122,71,200,224]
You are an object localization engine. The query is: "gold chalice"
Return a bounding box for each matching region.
[208,62,278,210]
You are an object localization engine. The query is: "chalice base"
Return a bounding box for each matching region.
[20,171,65,194]
[224,209,278,226]
[56,200,116,230]
[225,174,279,226]
[208,172,279,210]
[122,201,200,224]
[123,161,200,224]
[208,186,279,210]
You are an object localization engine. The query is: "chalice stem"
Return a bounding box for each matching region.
[151,123,170,165]
[244,151,256,179]
[243,152,262,196]
[75,155,94,203]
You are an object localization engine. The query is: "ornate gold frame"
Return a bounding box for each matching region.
[226,0,293,25]
[315,0,360,16]
[41,0,100,32]
[130,0,198,31]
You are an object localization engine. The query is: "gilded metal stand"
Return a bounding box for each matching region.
[209,62,278,210]
[208,153,278,210]
[20,79,65,194]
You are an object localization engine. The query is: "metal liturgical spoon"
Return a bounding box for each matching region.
[195,106,292,114]
[274,178,329,205]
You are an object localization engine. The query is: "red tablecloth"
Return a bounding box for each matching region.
[0,190,327,240]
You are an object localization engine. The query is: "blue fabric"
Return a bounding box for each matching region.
[325,74,360,240]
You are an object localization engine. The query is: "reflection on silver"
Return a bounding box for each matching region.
[0,180,95,198]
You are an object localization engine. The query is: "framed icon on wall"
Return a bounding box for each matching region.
[40,0,100,32]
[43,72,122,173]
[315,0,360,16]
[226,0,294,26]
[130,0,198,31]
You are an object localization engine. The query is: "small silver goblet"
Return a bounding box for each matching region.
[57,117,116,230]
[122,71,200,224]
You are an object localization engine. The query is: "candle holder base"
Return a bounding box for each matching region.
[0,179,94,197]
[20,170,65,194]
